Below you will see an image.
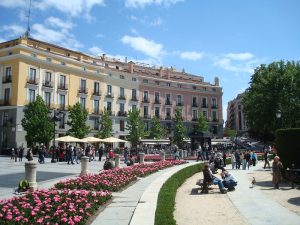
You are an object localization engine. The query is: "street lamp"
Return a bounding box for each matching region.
[50,109,65,163]
[276,109,282,119]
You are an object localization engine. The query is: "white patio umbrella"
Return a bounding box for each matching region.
[55,135,87,143]
[101,137,128,143]
[81,136,104,143]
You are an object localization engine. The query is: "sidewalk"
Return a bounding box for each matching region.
[227,162,300,225]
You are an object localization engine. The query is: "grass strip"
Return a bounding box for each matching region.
[154,163,204,225]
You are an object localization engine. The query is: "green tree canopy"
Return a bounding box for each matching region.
[243,60,300,141]
[21,95,53,147]
[150,116,166,139]
[97,109,113,138]
[194,114,208,132]
[67,103,90,139]
[126,109,146,147]
[173,109,187,148]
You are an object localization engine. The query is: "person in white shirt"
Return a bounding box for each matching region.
[221,170,238,191]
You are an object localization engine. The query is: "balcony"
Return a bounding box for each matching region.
[43,80,53,88]
[212,105,218,109]
[192,103,198,107]
[118,95,126,100]
[92,90,101,96]
[165,100,172,105]
[27,78,38,85]
[165,115,172,120]
[192,117,198,121]
[2,76,12,83]
[105,92,114,98]
[131,96,138,101]
[143,114,150,119]
[142,97,150,103]
[118,111,127,117]
[58,104,66,111]
[78,87,88,94]
[0,99,11,106]
[202,103,208,108]
[58,83,68,90]
[107,110,115,116]
[154,99,161,104]
[93,109,101,115]
[176,102,184,106]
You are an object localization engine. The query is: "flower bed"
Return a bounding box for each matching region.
[0,189,111,225]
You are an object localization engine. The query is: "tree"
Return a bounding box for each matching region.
[243,60,300,141]
[150,116,166,139]
[21,95,53,147]
[173,109,187,148]
[67,103,90,138]
[224,128,237,139]
[126,109,146,147]
[194,114,208,132]
[97,109,113,138]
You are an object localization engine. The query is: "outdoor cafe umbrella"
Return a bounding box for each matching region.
[55,135,87,143]
[81,136,104,143]
[101,137,128,143]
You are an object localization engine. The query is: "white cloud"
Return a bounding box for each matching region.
[225,52,254,61]
[180,51,203,61]
[125,0,184,8]
[31,23,83,50]
[0,37,7,43]
[0,24,26,38]
[89,46,104,56]
[96,33,105,38]
[46,17,74,31]
[36,0,105,18]
[130,28,139,35]
[0,0,26,8]
[121,35,164,59]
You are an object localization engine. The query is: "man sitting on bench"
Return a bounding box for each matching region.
[202,163,227,194]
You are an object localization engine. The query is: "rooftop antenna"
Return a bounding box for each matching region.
[23,0,32,38]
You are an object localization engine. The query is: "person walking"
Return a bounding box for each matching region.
[263,150,271,169]
[98,146,104,161]
[231,151,236,169]
[235,151,241,169]
[251,151,257,166]
[18,146,24,162]
[272,156,283,189]
[11,148,15,160]
[14,147,19,162]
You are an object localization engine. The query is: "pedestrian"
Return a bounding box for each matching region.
[108,149,114,159]
[67,145,74,165]
[221,170,238,191]
[222,152,227,167]
[272,156,283,189]
[14,147,19,162]
[251,151,257,166]
[263,150,271,169]
[18,146,24,162]
[235,151,241,169]
[245,150,251,169]
[231,151,236,169]
[123,147,128,164]
[26,148,33,161]
[196,144,203,161]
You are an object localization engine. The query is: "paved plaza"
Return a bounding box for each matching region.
[0,156,299,225]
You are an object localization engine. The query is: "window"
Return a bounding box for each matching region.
[132,77,137,82]
[31,53,36,58]
[177,95,182,105]
[166,108,171,119]
[212,98,217,108]
[120,120,125,131]
[202,110,207,118]
[59,75,66,89]
[94,118,99,130]
[107,102,112,112]
[238,105,241,110]
[192,97,197,107]
[212,111,217,121]
[144,106,148,117]
[144,121,150,131]
[94,99,99,114]
[44,92,51,107]
[4,88,10,104]
[80,79,86,93]
[132,89,137,100]
[120,75,125,79]
[120,103,125,112]
[120,87,125,98]
[59,94,65,110]
[4,67,12,82]
[94,82,100,95]
[192,110,198,120]
[192,86,196,90]
[116,66,119,70]
[29,89,35,102]
[107,85,112,95]
[29,68,36,82]
[143,79,148,84]
[80,97,86,109]
[155,81,160,85]
[143,91,149,102]
[45,71,52,86]
[177,84,182,88]
[202,97,207,107]
[59,114,65,129]
[155,92,160,103]
[47,47,51,52]
[166,82,171,87]
[166,94,171,105]
[155,107,160,117]
[132,105,137,111]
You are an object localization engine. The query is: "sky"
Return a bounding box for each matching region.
[0,0,300,121]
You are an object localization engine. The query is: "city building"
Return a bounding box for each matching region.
[0,36,223,151]
[226,93,248,133]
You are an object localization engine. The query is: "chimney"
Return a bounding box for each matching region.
[128,61,134,74]
[214,77,219,86]
[102,54,106,60]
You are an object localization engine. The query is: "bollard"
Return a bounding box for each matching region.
[183,150,187,158]
[80,156,89,176]
[25,161,37,191]
[159,151,165,161]
[179,150,183,158]
[115,154,120,168]
[139,153,145,164]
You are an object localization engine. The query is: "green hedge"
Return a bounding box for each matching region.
[154,163,204,225]
[276,128,300,168]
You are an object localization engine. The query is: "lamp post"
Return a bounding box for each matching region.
[276,109,282,129]
[51,110,64,163]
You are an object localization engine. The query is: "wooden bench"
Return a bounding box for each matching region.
[196,179,213,194]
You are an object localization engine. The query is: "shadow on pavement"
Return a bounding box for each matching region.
[288,197,300,206]
[0,171,75,188]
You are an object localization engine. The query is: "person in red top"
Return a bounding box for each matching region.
[108,149,114,159]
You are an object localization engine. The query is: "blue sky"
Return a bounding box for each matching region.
[1,0,300,121]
